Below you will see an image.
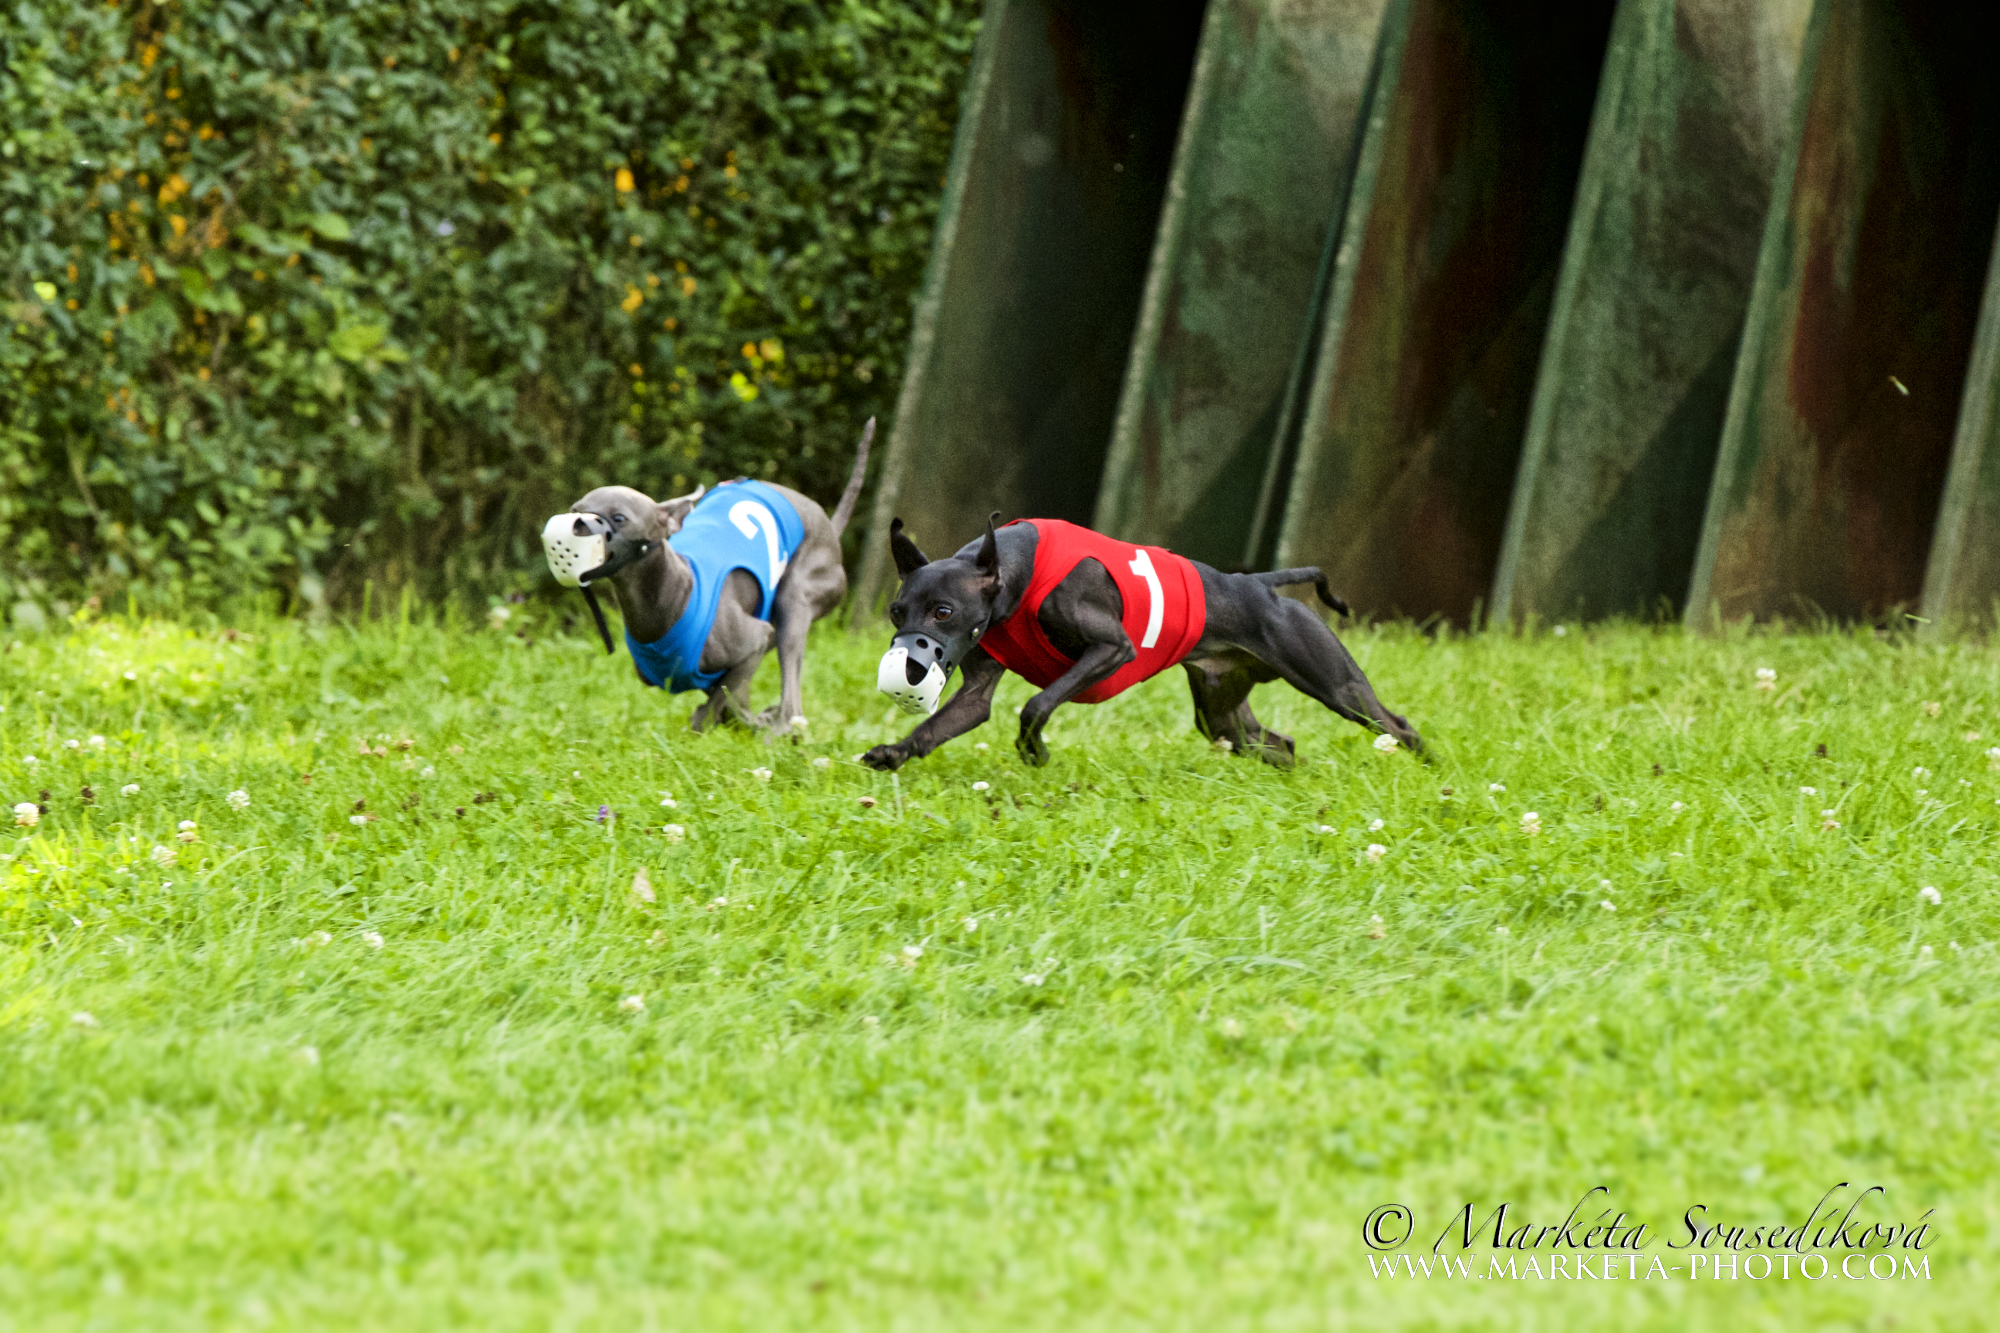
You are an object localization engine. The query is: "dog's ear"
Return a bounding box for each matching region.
[653,485,705,537]
[974,512,1001,586]
[890,518,930,579]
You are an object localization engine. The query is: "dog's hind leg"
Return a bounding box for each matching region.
[755,556,845,737]
[1247,599,1423,753]
[1183,656,1294,767]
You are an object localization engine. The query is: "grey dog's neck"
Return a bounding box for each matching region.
[606,543,692,644]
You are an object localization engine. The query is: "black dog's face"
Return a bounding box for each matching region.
[884,516,1002,675]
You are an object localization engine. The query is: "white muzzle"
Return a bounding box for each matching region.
[878,646,946,716]
[543,513,610,587]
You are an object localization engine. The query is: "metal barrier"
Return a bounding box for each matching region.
[1686,0,2000,626]
[1090,0,1390,571]
[1492,0,1813,625]
[853,0,1207,613]
[1271,0,1619,625]
[860,0,2000,633]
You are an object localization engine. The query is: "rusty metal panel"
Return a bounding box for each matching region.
[1490,0,1812,625]
[1685,0,2000,627]
[1090,0,1390,570]
[1919,228,2000,630]
[853,0,1208,617]
[1272,0,1619,626]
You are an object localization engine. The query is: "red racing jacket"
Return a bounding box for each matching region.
[977,519,1207,703]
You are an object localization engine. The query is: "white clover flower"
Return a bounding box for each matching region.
[22,755,37,767]
[858,796,877,809]
[1373,734,1399,754]
[1599,900,1616,912]
[1669,801,1685,813]
[299,931,331,948]
[12,802,38,828]
[176,829,197,843]
[419,766,435,779]
[1913,766,1932,781]
[178,820,196,832]
[1800,786,1817,796]
[1369,818,1386,832]
[1986,747,2000,768]
[661,823,686,843]
[812,757,831,770]
[1313,824,1334,835]
[1821,810,1841,831]
[901,944,923,962]
[972,781,990,791]
[295,1045,320,1066]
[1520,811,1542,836]
[974,742,989,751]
[349,814,368,827]
[64,739,79,750]
[647,929,667,950]
[488,604,512,627]
[122,671,136,681]
[88,736,106,750]
[1367,914,1386,939]
[72,1011,100,1029]
[121,783,140,796]
[1219,1017,1244,1039]
[226,790,250,810]
[963,917,978,932]
[361,930,384,949]
[618,994,645,1014]
[1919,944,1934,960]
[1020,972,1045,987]
[1494,925,1510,937]
[1600,879,1613,890]
[1489,782,1506,794]
[1553,625,1567,638]
[749,767,773,783]
[659,794,678,808]
[1920,886,1942,906]
[861,1014,879,1027]
[1754,667,1777,691]
[1365,843,1387,863]
[150,845,176,866]
[707,897,728,911]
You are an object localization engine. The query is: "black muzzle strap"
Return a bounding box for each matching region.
[581,585,615,655]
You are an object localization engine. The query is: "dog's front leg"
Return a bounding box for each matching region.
[861,651,1006,771]
[1015,641,1128,767]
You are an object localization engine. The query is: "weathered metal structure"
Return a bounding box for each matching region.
[859,0,2000,631]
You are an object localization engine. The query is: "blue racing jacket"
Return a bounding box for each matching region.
[626,480,806,693]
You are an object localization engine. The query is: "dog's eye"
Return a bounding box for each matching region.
[933,605,952,621]
[611,513,625,527]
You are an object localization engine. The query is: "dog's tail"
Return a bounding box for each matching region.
[829,416,875,538]
[1253,567,1350,618]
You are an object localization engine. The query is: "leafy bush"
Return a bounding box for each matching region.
[0,0,978,619]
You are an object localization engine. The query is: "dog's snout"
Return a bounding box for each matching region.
[903,656,929,687]
[573,517,594,537]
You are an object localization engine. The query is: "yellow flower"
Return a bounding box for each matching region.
[678,276,697,296]
[614,167,635,193]
[621,285,643,313]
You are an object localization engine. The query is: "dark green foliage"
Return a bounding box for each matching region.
[0,0,978,615]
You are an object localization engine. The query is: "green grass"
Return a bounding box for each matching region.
[2,608,1995,1329]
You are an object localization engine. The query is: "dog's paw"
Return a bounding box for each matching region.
[1015,728,1049,768]
[859,744,909,772]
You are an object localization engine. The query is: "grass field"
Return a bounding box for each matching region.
[2,606,1995,1330]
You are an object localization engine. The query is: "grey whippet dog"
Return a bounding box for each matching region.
[861,514,1422,770]
[567,420,872,733]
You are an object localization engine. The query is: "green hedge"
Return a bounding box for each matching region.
[0,0,978,620]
